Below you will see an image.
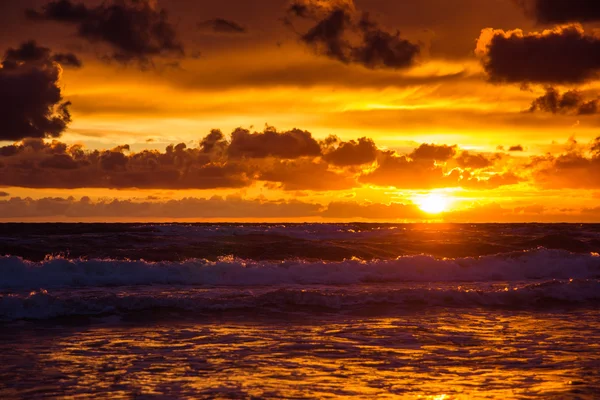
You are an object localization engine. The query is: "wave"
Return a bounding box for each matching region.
[1,279,599,320]
[1,248,600,290]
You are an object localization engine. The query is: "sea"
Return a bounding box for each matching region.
[0,223,599,399]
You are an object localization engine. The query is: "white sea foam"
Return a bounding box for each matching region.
[0,248,599,290]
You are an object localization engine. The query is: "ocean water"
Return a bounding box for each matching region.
[1,223,599,398]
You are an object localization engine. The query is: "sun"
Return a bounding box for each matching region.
[417,193,451,214]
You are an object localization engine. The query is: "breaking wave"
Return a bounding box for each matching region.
[1,279,599,320]
[1,248,599,290]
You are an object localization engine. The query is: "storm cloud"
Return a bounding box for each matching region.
[529,87,599,115]
[515,0,600,24]
[0,41,73,141]
[476,25,600,84]
[287,0,420,69]
[27,0,184,66]
[228,127,321,159]
[199,18,247,34]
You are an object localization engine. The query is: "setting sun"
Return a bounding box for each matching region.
[417,194,451,214]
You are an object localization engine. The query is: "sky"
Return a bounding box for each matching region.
[2,0,600,222]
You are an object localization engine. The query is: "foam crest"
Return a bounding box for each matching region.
[1,248,599,290]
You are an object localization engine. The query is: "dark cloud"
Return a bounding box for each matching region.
[228,127,321,159]
[456,151,499,169]
[0,196,323,220]
[515,0,600,24]
[476,25,600,84]
[529,87,599,115]
[258,159,356,191]
[0,195,436,221]
[287,0,419,69]
[0,41,73,141]
[51,53,83,68]
[199,18,247,34]
[0,127,522,191]
[509,145,524,152]
[0,192,9,197]
[322,137,377,166]
[27,0,184,66]
[410,143,457,161]
[4,40,82,68]
[0,136,250,190]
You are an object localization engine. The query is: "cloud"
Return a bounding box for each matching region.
[514,0,600,24]
[0,196,323,220]
[51,53,83,68]
[199,18,247,34]
[529,87,599,115]
[287,0,419,69]
[26,0,184,67]
[322,137,377,166]
[4,40,82,68]
[0,136,250,190]
[228,126,321,159]
[0,192,9,197]
[456,151,499,169]
[258,159,356,191]
[530,137,600,189]
[0,127,525,191]
[410,143,457,161]
[0,195,430,221]
[360,147,518,190]
[509,145,524,152]
[0,41,73,141]
[476,25,600,84]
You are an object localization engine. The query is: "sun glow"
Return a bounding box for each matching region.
[417,193,451,214]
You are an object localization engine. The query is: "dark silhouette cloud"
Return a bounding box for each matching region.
[4,40,82,68]
[529,87,599,115]
[476,25,600,84]
[27,0,184,66]
[0,41,73,141]
[456,151,499,169]
[322,137,377,166]
[0,127,520,191]
[509,145,524,152]
[258,159,356,191]
[0,196,323,220]
[410,143,457,161]
[0,136,250,189]
[515,0,600,24]
[287,0,419,69]
[199,18,247,34]
[228,127,321,159]
[0,192,9,197]
[51,53,83,68]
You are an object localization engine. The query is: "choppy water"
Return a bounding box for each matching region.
[1,223,599,398]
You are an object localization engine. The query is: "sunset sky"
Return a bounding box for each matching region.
[2,0,600,222]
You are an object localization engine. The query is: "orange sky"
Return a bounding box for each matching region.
[2,0,600,222]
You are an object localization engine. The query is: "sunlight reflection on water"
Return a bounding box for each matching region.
[0,309,598,399]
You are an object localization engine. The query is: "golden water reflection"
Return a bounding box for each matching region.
[0,309,598,399]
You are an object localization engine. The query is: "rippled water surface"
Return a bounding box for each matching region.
[1,310,599,399]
